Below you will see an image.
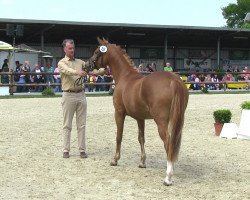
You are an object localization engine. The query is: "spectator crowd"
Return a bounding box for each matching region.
[1,58,249,93]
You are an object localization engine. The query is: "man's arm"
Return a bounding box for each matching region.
[58,60,86,76]
[89,68,106,76]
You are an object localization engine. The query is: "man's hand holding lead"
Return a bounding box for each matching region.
[76,70,87,77]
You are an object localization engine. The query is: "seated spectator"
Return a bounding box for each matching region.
[241,66,250,80]
[226,65,233,72]
[88,75,96,92]
[14,61,22,82]
[211,74,220,90]
[233,66,241,81]
[222,73,234,82]
[222,73,234,90]
[204,74,212,90]
[193,74,201,90]
[151,62,157,71]
[32,64,43,92]
[16,68,27,92]
[95,75,105,91]
[44,62,55,84]
[233,66,240,73]
[104,74,113,91]
[138,61,144,72]
[145,64,154,72]
[187,74,193,82]
[163,62,173,72]
[22,61,31,91]
[23,61,31,72]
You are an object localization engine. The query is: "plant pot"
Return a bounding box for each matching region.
[214,122,224,136]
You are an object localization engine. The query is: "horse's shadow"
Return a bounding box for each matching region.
[146,151,224,184]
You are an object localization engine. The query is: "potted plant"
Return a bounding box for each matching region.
[238,101,250,139]
[213,109,232,136]
[241,101,250,110]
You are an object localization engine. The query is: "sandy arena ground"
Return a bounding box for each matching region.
[0,94,250,200]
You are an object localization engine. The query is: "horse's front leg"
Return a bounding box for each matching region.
[110,110,125,166]
[137,119,146,168]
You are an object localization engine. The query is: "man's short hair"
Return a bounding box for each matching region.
[62,39,74,48]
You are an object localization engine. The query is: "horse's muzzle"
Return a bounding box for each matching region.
[84,60,97,73]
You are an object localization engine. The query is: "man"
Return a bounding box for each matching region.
[242,66,250,80]
[32,64,43,92]
[163,62,173,72]
[1,59,8,71]
[1,63,9,84]
[58,39,104,159]
[44,62,55,83]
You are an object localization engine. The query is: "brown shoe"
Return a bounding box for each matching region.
[63,152,69,158]
[80,152,88,158]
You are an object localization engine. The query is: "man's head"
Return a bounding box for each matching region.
[46,62,51,67]
[166,62,171,67]
[15,61,21,67]
[62,39,75,59]
[34,64,40,69]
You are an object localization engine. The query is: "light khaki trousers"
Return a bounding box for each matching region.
[62,92,87,153]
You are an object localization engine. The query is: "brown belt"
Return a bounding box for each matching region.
[63,90,83,93]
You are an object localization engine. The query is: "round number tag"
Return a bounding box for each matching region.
[99,45,107,53]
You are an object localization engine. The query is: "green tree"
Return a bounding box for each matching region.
[222,0,250,28]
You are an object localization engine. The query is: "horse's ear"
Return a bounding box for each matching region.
[102,37,109,44]
[97,36,109,45]
[97,37,103,45]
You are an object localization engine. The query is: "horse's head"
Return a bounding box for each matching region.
[89,37,110,70]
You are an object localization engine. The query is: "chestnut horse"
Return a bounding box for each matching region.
[90,38,189,186]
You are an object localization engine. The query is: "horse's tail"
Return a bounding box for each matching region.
[167,83,188,162]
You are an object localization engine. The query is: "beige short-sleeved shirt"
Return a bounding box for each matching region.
[58,56,85,91]
[58,56,106,91]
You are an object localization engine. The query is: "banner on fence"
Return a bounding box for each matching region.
[184,58,211,69]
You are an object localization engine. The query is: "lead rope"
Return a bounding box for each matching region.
[74,61,95,89]
[74,75,85,89]
[75,45,106,88]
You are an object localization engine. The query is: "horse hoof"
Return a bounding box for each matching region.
[163,180,173,186]
[110,161,117,166]
[138,164,146,168]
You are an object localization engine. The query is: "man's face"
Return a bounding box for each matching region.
[64,42,75,59]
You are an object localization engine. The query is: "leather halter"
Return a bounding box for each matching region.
[74,44,108,88]
[90,44,109,69]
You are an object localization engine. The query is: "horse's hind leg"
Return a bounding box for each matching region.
[156,120,174,186]
[110,110,125,166]
[137,119,146,168]
[164,160,174,186]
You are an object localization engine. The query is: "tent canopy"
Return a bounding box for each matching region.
[0,41,50,54]
[0,41,15,50]
[16,43,50,54]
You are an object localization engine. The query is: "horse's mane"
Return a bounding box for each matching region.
[115,44,136,69]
